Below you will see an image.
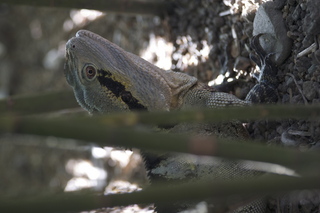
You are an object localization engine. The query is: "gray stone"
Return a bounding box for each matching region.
[302,81,319,101]
[234,56,251,70]
[253,1,292,65]
[303,0,320,35]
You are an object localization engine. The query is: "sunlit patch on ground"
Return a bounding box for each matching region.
[65,148,152,213]
[64,146,145,194]
[222,0,269,17]
[64,158,107,191]
[208,74,228,86]
[172,36,211,71]
[109,149,133,168]
[141,33,212,78]
[104,180,141,194]
[141,34,174,70]
[100,204,154,213]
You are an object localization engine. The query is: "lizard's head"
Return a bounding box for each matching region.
[65,30,197,114]
[64,30,150,113]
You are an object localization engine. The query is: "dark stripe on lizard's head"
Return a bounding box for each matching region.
[97,69,147,111]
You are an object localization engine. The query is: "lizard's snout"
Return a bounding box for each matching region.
[66,37,77,51]
[65,37,76,63]
[65,33,93,56]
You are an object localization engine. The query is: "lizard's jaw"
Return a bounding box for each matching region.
[64,46,76,87]
[65,37,99,113]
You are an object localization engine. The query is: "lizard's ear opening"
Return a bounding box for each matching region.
[82,64,97,81]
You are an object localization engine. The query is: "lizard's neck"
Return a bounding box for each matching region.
[126,51,199,110]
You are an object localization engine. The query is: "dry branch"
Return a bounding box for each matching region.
[1,114,320,171]
[0,90,79,115]
[0,0,168,16]
[1,90,320,121]
[1,175,320,213]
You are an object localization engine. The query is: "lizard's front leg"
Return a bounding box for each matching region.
[245,34,279,104]
[182,34,279,109]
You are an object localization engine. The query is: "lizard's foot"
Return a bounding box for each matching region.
[245,34,279,104]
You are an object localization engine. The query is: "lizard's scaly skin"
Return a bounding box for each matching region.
[65,30,278,213]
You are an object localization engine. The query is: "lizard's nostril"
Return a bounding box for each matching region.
[66,38,76,50]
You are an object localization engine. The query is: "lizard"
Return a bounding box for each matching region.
[64,30,278,212]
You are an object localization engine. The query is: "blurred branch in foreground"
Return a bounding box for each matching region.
[1,114,320,172]
[0,0,168,16]
[1,175,320,213]
[0,90,79,116]
[0,90,320,121]
[85,104,320,126]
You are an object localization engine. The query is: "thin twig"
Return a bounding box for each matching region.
[285,73,308,104]
[0,90,79,115]
[296,42,317,58]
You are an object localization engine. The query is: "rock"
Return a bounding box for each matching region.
[300,198,315,213]
[303,0,320,35]
[212,17,224,28]
[302,81,319,101]
[234,56,251,70]
[253,1,292,65]
[312,99,320,104]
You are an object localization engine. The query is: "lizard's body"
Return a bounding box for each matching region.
[64,30,278,212]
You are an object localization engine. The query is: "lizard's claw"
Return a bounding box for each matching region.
[245,34,279,103]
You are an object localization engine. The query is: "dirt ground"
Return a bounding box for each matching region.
[0,0,320,212]
[165,0,320,211]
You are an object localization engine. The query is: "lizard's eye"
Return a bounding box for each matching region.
[84,65,97,80]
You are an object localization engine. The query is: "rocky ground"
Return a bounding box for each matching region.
[164,0,320,212]
[165,0,320,145]
[0,0,320,212]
